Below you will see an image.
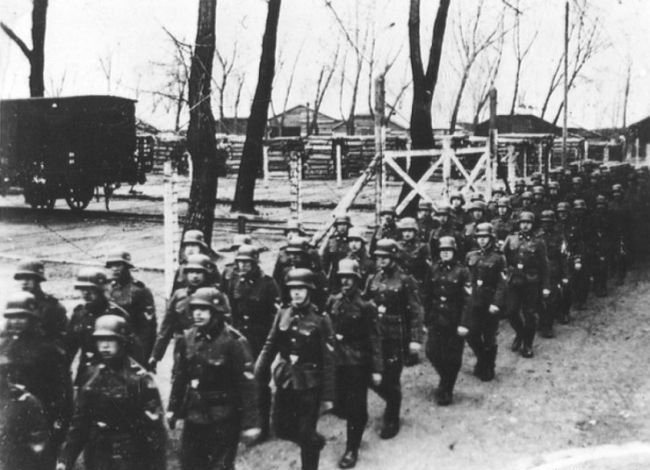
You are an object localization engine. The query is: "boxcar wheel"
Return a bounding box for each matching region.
[65,184,94,211]
[25,184,56,210]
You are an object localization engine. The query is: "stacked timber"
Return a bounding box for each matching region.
[304,136,333,179]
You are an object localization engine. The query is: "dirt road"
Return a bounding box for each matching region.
[1,189,650,470]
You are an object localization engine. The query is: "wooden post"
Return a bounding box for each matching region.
[507,144,516,187]
[442,137,452,198]
[374,75,386,224]
[604,144,610,163]
[584,139,589,161]
[488,88,498,192]
[538,142,544,175]
[336,143,343,187]
[163,161,180,297]
[562,0,569,169]
[289,151,302,222]
[635,137,640,167]
[263,144,269,188]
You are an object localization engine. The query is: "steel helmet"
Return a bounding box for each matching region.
[105,249,134,268]
[540,210,556,222]
[379,205,396,216]
[573,199,587,211]
[92,314,129,341]
[373,238,398,257]
[13,259,46,281]
[492,183,506,194]
[435,203,451,215]
[182,229,208,249]
[470,193,485,202]
[556,202,570,213]
[418,200,433,211]
[285,237,310,254]
[438,236,457,251]
[397,217,419,232]
[548,181,560,190]
[284,219,305,235]
[235,244,259,263]
[531,172,542,182]
[75,267,108,289]
[532,185,545,196]
[467,201,486,212]
[449,191,465,204]
[497,196,511,208]
[184,254,211,272]
[475,222,494,237]
[515,179,526,188]
[521,191,533,201]
[347,227,367,242]
[334,214,351,226]
[337,259,361,279]
[3,291,38,318]
[611,184,623,194]
[571,176,583,185]
[285,268,316,290]
[231,233,252,249]
[595,194,607,207]
[518,211,535,223]
[189,286,227,312]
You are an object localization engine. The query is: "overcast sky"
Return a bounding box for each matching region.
[1,0,649,131]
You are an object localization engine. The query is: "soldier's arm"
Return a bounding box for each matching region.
[319,312,337,403]
[403,274,424,343]
[150,292,179,362]
[493,255,508,309]
[64,307,82,365]
[538,239,551,291]
[51,298,69,340]
[363,301,383,374]
[137,373,167,467]
[57,388,92,470]
[168,335,188,417]
[459,267,474,329]
[254,310,281,383]
[231,337,260,431]
[134,285,156,323]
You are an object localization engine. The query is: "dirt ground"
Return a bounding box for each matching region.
[2,177,650,470]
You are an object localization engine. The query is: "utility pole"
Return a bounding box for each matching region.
[562,0,569,169]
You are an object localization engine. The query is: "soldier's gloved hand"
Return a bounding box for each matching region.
[457,326,469,337]
[542,289,551,298]
[56,463,66,470]
[147,357,157,373]
[561,278,569,285]
[320,401,334,415]
[488,304,500,315]
[241,427,262,446]
[166,412,177,430]
[371,373,382,386]
[408,342,421,354]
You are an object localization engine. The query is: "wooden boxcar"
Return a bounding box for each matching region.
[0,95,153,210]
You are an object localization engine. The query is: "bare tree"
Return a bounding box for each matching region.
[233,72,246,132]
[232,0,281,213]
[1,0,48,96]
[309,47,339,135]
[472,30,504,128]
[185,0,219,242]
[510,0,537,115]
[215,40,238,122]
[277,44,304,136]
[449,0,504,133]
[622,60,632,129]
[397,0,452,214]
[48,70,66,97]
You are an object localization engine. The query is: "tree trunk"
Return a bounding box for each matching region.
[397,0,451,216]
[185,0,218,245]
[232,0,281,213]
[510,58,521,115]
[30,0,47,96]
[449,69,470,133]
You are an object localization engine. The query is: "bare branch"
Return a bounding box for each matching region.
[1,22,32,59]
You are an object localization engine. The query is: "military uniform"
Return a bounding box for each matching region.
[423,256,472,404]
[58,357,167,470]
[227,263,279,438]
[538,221,569,334]
[32,290,68,345]
[255,299,336,470]
[465,242,506,381]
[326,286,382,464]
[322,233,350,291]
[491,213,516,245]
[347,249,376,287]
[397,238,431,286]
[502,226,550,357]
[363,262,423,436]
[67,299,141,384]
[107,276,157,362]
[0,382,49,470]
[169,323,258,470]
[279,263,329,311]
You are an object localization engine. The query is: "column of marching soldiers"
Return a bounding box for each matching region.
[2,163,650,470]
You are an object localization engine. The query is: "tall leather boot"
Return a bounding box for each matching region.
[379,395,400,439]
[257,384,272,443]
[482,346,497,381]
[339,423,362,468]
[301,435,325,470]
[521,329,535,358]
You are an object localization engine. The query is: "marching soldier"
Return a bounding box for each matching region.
[417,200,438,243]
[568,199,592,309]
[363,239,423,438]
[173,229,222,290]
[609,184,630,284]
[346,227,376,286]
[1,291,73,469]
[538,210,569,336]
[273,220,322,285]
[150,254,225,369]
[502,211,551,358]
[327,259,382,469]
[370,206,400,253]
[423,237,472,405]
[322,215,352,291]
[277,237,329,310]
[219,233,252,293]
[226,244,280,442]
[255,268,336,470]
[491,197,516,248]
[168,287,260,470]
[0,354,50,470]
[463,201,488,253]
[67,267,143,385]
[429,203,464,261]
[57,315,167,470]
[510,179,526,209]
[13,259,67,345]
[590,195,615,297]
[396,217,431,287]
[464,223,506,382]
[105,250,157,363]
[449,191,468,232]
[487,182,506,219]
[530,185,550,219]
